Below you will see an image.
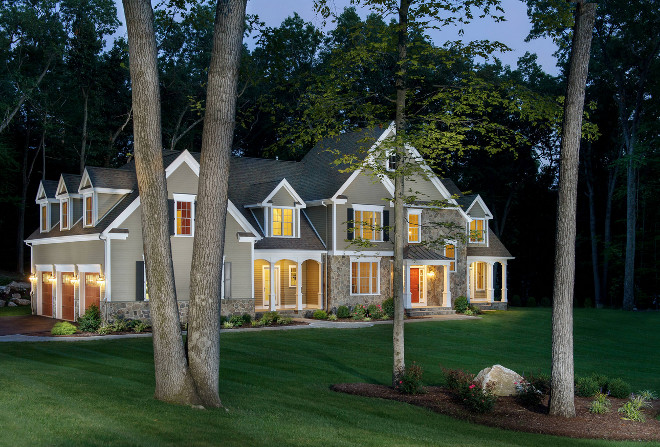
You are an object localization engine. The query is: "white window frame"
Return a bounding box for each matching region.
[353,204,384,242]
[469,218,488,244]
[40,203,50,233]
[83,193,97,228]
[221,257,231,299]
[288,264,297,288]
[407,209,422,243]
[386,152,397,172]
[271,206,295,238]
[60,198,71,231]
[173,193,196,237]
[350,257,381,296]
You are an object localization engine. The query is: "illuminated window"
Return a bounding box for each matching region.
[470,219,485,243]
[40,204,49,232]
[84,195,94,226]
[351,261,379,295]
[445,244,455,272]
[272,208,294,236]
[289,265,297,287]
[354,208,382,241]
[408,210,421,243]
[173,193,195,236]
[61,200,69,230]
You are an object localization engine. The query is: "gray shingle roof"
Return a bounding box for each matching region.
[466,229,513,258]
[438,178,476,210]
[404,245,450,261]
[41,180,59,198]
[61,174,82,195]
[84,166,137,190]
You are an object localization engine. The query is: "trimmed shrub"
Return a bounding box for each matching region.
[454,296,469,313]
[312,309,328,320]
[133,321,150,333]
[77,304,101,332]
[526,297,537,307]
[229,315,244,327]
[525,371,551,395]
[241,314,252,325]
[607,378,632,399]
[278,316,293,325]
[261,311,280,325]
[515,381,543,407]
[395,362,424,395]
[51,321,77,335]
[337,305,351,319]
[382,298,394,318]
[575,376,599,397]
[112,317,129,332]
[444,367,475,391]
[352,304,367,320]
[367,304,383,319]
[590,373,609,391]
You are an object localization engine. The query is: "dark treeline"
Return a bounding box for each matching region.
[1,0,657,308]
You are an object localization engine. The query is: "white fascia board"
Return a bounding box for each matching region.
[253,249,325,263]
[94,187,133,195]
[263,178,306,208]
[36,198,58,205]
[27,234,101,245]
[306,199,331,207]
[467,255,515,262]
[228,200,262,240]
[335,250,394,257]
[237,234,259,243]
[56,176,68,196]
[165,149,200,177]
[35,182,50,202]
[78,169,93,193]
[466,195,494,219]
[404,143,458,205]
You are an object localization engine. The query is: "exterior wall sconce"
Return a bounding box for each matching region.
[428,270,435,278]
[48,274,56,283]
[29,273,38,282]
[70,276,80,286]
[96,275,105,285]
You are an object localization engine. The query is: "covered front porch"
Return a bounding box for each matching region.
[254,251,323,312]
[467,257,509,305]
[403,246,453,310]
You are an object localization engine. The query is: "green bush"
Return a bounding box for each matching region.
[222,321,234,329]
[367,304,383,319]
[312,309,328,320]
[381,298,394,318]
[509,295,521,307]
[462,381,497,413]
[515,381,543,407]
[526,297,537,307]
[395,362,425,395]
[638,390,658,401]
[241,314,252,325]
[575,376,600,397]
[590,373,609,391]
[77,304,101,332]
[443,367,475,391]
[133,321,150,333]
[618,395,651,422]
[96,324,113,335]
[229,315,244,327]
[112,317,129,332]
[524,371,551,395]
[51,321,77,335]
[336,305,351,319]
[589,392,611,414]
[278,316,293,325]
[453,296,469,313]
[352,304,367,320]
[327,314,337,321]
[220,315,228,325]
[607,378,632,398]
[260,311,280,325]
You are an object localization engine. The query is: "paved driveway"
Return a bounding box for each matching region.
[0,315,60,336]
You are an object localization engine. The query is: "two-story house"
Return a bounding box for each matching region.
[26,125,512,322]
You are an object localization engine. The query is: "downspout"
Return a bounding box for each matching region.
[99,233,111,321]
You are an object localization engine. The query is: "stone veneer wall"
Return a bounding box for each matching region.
[102,298,255,323]
[326,255,393,312]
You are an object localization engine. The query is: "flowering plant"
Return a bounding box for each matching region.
[395,362,425,395]
[515,380,543,407]
[352,304,367,320]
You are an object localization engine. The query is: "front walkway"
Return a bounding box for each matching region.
[0,314,478,342]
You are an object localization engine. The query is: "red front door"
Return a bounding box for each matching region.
[41,272,52,317]
[410,268,419,304]
[61,272,75,321]
[84,273,100,311]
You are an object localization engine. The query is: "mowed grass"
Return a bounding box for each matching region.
[0,308,658,447]
[0,305,31,316]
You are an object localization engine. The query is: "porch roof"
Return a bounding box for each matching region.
[404,245,450,262]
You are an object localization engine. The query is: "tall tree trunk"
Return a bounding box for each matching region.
[106,107,133,167]
[17,127,44,273]
[392,0,410,386]
[123,0,201,406]
[549,0,596,418]
[188,0,246,409]
[602,164,617,305]
[623,158,636,310]
[584,142,602,307]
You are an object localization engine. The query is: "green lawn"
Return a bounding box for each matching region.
[0,305,31,316]
[0,308,658,447]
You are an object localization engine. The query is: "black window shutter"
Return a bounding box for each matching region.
[224,262,231,299]
[383,210,390,241]
[347,208,354,240]
[136,261,145,301]
[168,199,175,235]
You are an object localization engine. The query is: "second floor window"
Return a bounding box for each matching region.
[176,200,193,235]
[84,195,94,227]
[408,210,421,243]
[40,204,48,232]
[445,244,455,272]
[272,208,293,236]
[354,209,382,241]
[61,200,69,229]
[469,219,486,243]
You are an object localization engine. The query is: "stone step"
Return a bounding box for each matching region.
[405,307,456,317]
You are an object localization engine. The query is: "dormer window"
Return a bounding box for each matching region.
[272,207,294,237]
[173,193,196,236]
[469,219,486,243]
[408,209,422,243]
[40,204,49,233]
[60,199,69,230]
[83,194,95,227]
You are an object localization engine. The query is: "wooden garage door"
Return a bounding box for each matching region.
[84,273,100,311]
[61,272,75,321]
[41,272,52,317]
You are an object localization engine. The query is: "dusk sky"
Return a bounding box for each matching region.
[114,0,560,75]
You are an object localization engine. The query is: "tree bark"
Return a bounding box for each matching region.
[123,0,200,406]
[602,165,616,306]
[549,0,596,418]
[584,142,602,307]
[392,0,410,386]
[188,0,246,409]
[622,158,636,310]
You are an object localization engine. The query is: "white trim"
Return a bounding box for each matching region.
[39,203,50,233]
[336,250,394,257]
[270,206,296,238]
[35,264,54,272]
[27,234,101,245]
[173,193,196,237]
[237,233,258,243]
[54,264,76,272]
[165,149,200,177]
[77,264,102,273]
[92,187,133,195]
[83,192,97,227]
[261,178,306,208]
[409,265,427,307]
[36,182,48,202]
[444,242,457,272]
[59,198,71,231]
[349,257,381,296]
[407,209,422,244]
[253,249,324,264]
[352,205,384,242]
[302,209,326,249]
[78,169,93,193]
[288,264,297,288]
[466,195,494,219]
[468,218,488,245]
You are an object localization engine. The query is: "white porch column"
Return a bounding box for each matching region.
[404,262,412,309]
[296,260,303,311]
[442,264,452,307]
[501,261,508,303]
[269,260,276,311]
[467,263,472,303]
[317,261,323,307]
[487,262,495,303]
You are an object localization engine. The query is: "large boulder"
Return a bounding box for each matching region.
[7,301,17,307]
[8,281,30,291]
[11,298,31,306]
[11,293,21,300]
[0,300,5,307]
[474,364,525,396]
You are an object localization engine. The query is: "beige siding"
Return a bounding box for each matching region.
[167,163,198,197]
[304,260,320,306]
[254,259,268,307]
[171,234,194,301]
[404,172,445,202]
[49,203,59,228]
[97,194,123,220]
[224,215,252,299]
[110,211,143,301]
[304,207,327,246]
[72,198,83,225]
[278,260,297,306]
[468,201,487,218]
[33,240,105,267]
[271,188,296,207]
[337,172,393,251]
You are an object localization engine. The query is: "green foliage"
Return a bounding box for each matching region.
[260,311,280,325]
[327,314,338,321]
[336,305,351,319]
[607,378,632,399]
[454,296,469,313]
[229,315,245,327]
[515,381,543,407]
[575,376,599,397]
[539,297,551,307]
[589,392,611,414]
[96,324,112,335]
[77,304,101,332]
[112,317,129,333]
[278,317,293,325]
[464,304,482,316]
[222,321,235,329]
[509,295,521,307]
[637,390,658,401]
[618,395,651,422]
[133,321,150,333]
[367,304,383,319]
[444,367,475,391]
[312,310,328,320]
[442,366,497,413]
[51,321,77,335]
[241,314,252,326]
[395,362,424,395]
[526,297,537,307]
[381,298,394,319]
[352,304,367,320]
[590,373,609,391]
[524,371,551,395]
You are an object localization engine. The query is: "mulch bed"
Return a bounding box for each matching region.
[332,383,660,441]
